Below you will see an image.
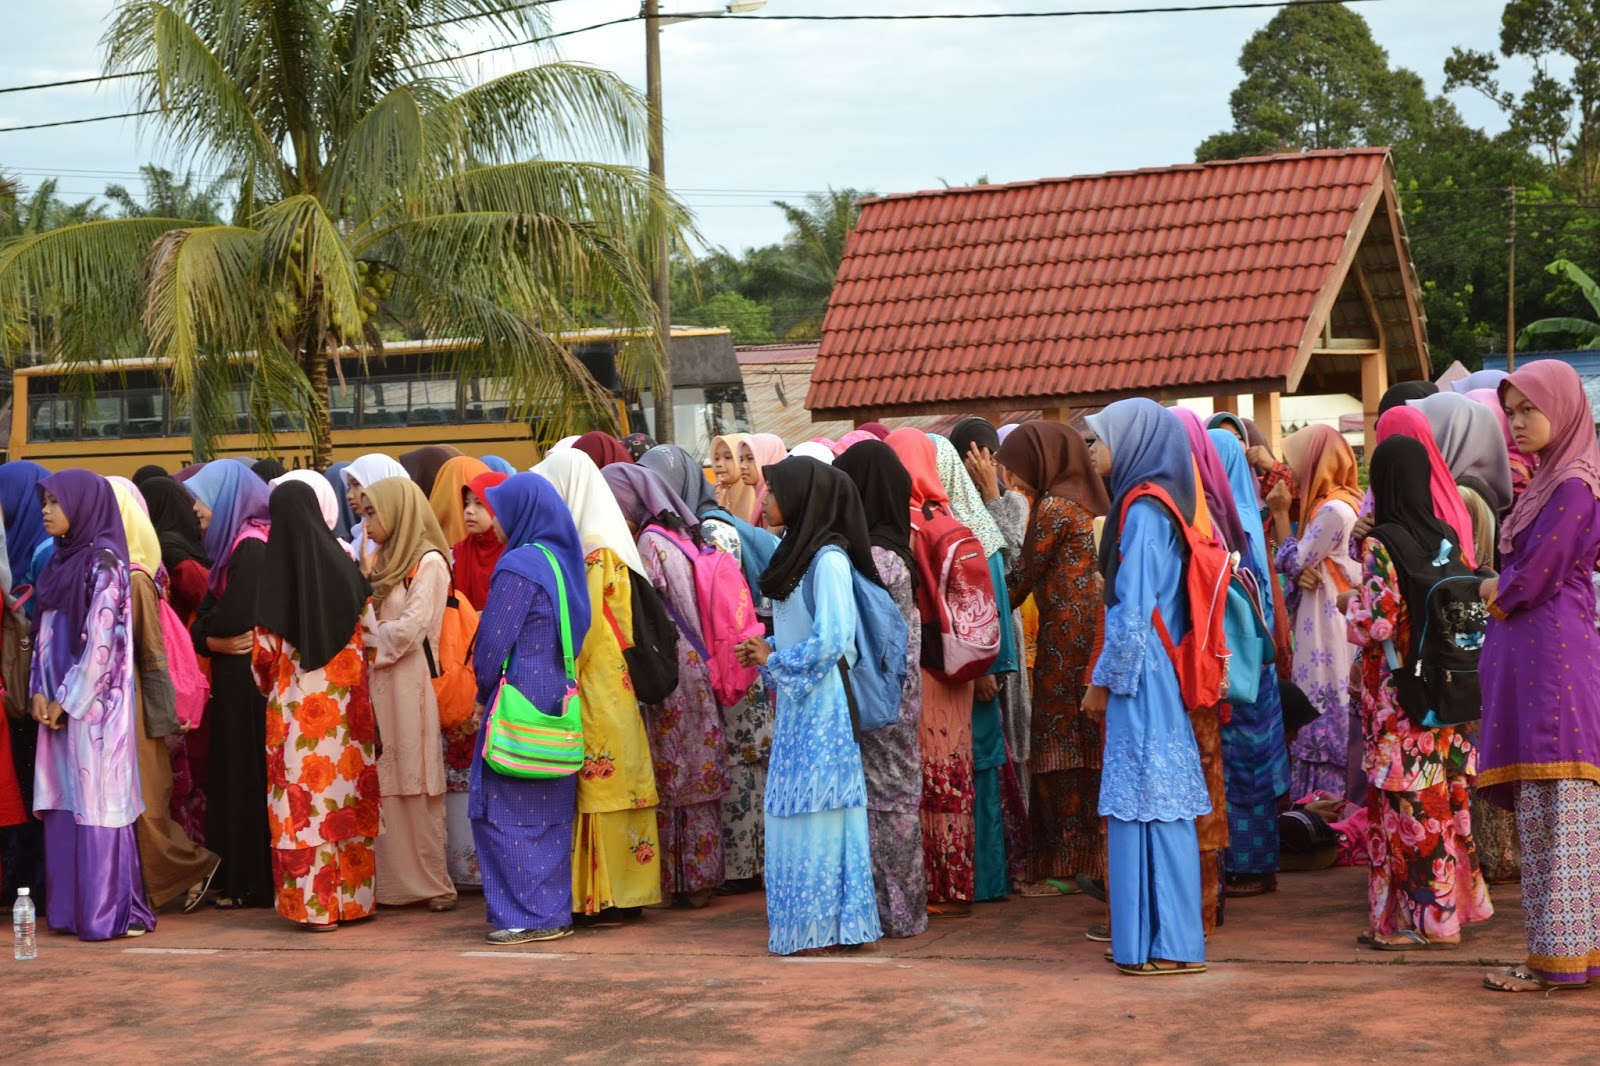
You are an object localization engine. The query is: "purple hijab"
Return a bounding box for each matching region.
[1174,407,1249,556]
[602,463,700,530]
[34,470,129,656]
[184,459,271,594]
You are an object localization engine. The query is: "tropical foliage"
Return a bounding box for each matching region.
[1520,259,1600,350]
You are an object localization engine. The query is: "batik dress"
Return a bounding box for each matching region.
[1345,538,1491,940]
[638,527,730,896]
[761,547,883,954]
[572,546,662,913]
[253,625,380,927]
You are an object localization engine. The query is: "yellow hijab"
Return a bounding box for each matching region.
[363,476,453,601]
[109,478,161,575]
[428,455,491,546]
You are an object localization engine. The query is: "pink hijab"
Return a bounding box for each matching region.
[832,430,878,455]
[1497,362,1600,555]
[1466,387,1535,499]
[1375,406,1480,569]
[742,433,790,526]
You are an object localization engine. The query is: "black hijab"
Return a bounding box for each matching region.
[1378,380,1438,414]
[833,440,916,583]
[255,480,371,671]
[140,475,210,570]
[948,416,1001,460]
[1369,435,1465,573]
[132,464,168,486]
[251,458,288,483]
[758,457,881,602]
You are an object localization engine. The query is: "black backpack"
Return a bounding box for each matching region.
[1370,523,1491,728]
[603,573,680,706]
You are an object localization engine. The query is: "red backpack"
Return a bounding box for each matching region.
[910,502,1001,683]
[650,525,764,707]
[1116,483,1233,711]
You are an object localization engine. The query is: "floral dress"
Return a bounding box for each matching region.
[1346,538,1492,939]
[252,624,380,927]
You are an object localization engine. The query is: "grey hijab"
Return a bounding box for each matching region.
[1409,392,1514,512]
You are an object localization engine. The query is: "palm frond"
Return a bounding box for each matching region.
[320,84,431,221]
[256,194,366,349]
[428,62,650,167]
[140,225,270,403]
[1545,258,1600,319]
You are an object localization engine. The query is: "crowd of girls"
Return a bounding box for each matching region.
[1,373,1597,982]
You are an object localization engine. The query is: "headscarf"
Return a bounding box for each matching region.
[483,473,591,638]
[109,478,161,576]
[572,431,633,470]
[637,444,718,518]
[622,433,656,461]
[1368,435,1466,573]
[885,427,949,517]
[948,416,1001,460]
[859,422,890,440]
[322,462,357,541]
[1281,424,1362,531]
[340,453,408,496]
[533,450,645,575]
[251,458,287,483]
[742,433,790,525]
[832,429,879,455]
[834,439,916,581]
[1205,412,1271,451]
[0,460,50,584]
[602,463,699,532]
[1409,391,1515,513]
[932,434,1006,558]
[454,471,508,610]
[1378,380,1438,414]
[399,445,463,497]
[1210,429,1275,616]
[185,459,271,594]
[790,441,835,465]
[174,463,205,483]
[759,457,880,602]
[270,469,344,537]
[1497,361,1600,555]
[132,464,168,486]
[549,435,580,452]
[1085,398,1197,605]
[1375,406,1480,568]
[711,432,756,521]
[256,481,371,672]
[34,470,129,656]
[997,423,1021,444]
[141,476,209,571]
[481,455,517,476]
[1450,369,1508,395]
[1174,407,1249,556]
[995,420,1110,514]
[361,476,452,603]
[1466,388,1535,497]
[427,456,491,546]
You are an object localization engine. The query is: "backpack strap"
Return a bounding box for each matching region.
[403,557,442,680]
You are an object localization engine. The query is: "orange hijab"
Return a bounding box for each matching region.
[428,455,490,545]
[1282,425,1363,530]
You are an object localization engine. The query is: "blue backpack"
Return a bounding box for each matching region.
[802,546,909,735]
[1223,566,1275,705]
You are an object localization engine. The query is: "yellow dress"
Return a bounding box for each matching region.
[571,547,664,912]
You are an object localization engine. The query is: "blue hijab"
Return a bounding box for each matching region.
[0,460,50,588]
[1086,398,1197,607]
[323,462,357,541]
[185,459,271,594]
[481,455,517,476]
[483,472,590,639]
[1210,428,1273,617]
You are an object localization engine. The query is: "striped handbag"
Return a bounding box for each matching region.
[482,544,584,779]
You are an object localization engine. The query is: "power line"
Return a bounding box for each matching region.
[0,109,163,133]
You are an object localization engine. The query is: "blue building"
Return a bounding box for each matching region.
[1482,350,1600,425]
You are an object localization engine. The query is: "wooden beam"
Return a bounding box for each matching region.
[1214,395,1240,415]
[1378,159,1432,380]
[1040,406,1071,424]
[1252,391,1283,452]
[1360,350,1388,457]
[1285,177,1388,393]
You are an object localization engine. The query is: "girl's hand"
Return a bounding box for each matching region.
[31,692,47,724]
[735,637,770,668]
[1352,514,1374,541]
[1479,577,1498,603]
[974,674,999,702]
[1296,569,1321,592]
[1247,445,1277,475]
[1266,479,1292,515]
[964,443,1001,503]
[1336,590,1356,614]
[1082,684,1108,723]
[360,542,379,579]
[208,633,254,656]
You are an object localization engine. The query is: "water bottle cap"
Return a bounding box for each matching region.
[16,887,27,896]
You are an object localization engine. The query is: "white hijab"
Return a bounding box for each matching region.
[789,441,835,465]
[338,453,407,559]
[532,449,647,576]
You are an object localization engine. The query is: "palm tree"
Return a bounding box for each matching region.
[770,187,871,338]
[104,165,235,226]
[1520,259,1600,351]
[0,1,688,465]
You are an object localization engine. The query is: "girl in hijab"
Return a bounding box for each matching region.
[186,459,274,909]
[602,463,730,907]
[1346,436,1493,951]
[1478,363,1600,993]
[738,457,884,956]
[141,477,211,619]
[471,473,592,943]
[637,444,774,892]
[789,441,835,465]
[322,462,357,543]
[1,460,51,593]
[428,456,492,546]
[1083,399,1210,976]
[1465,389,1534,503]
[1209,430,1292,898]
[132,464,168,487]
[399,444,464,497]
[251,458,288,483]
[109,479,221,915]
[30,470,154,940]
[885,427,978,916]
[252,481,378,930]
[739,433,790,529]
[995,421,1109,895]
[1450,368,1508,395]
[933,433,1026,902]
[340,453,409,560]
[1270,425,1363,797]
[271,470,353,557]
[0,460,50,906]
[710,432,756,524]
[454,471,509,613]
[835,441,929,938]
[357,476,457,912]
[860,422,891,440]
[622,433,657,461]
[480,455,517,476]
[1369,406,1481,569]
[532,451,661,918]
[572,431,634,471]
[1411,390,1516,517]
[1378,380,1438,413]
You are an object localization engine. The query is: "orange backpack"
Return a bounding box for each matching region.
[408,556,481,731]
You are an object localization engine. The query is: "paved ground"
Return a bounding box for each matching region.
[6,866,1594,1064]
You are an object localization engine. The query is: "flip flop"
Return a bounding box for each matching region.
[1483,966,1556,993]
[182,860,222,914]
[1117,960,1206,976]
[1357,929,1457,952]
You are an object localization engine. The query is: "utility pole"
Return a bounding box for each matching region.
[644,0,673,444]
[1506,186,1520,372]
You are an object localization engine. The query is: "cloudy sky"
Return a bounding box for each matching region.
[1,0,1532,253]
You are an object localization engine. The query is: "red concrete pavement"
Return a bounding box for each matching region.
[6,867,1593,1064]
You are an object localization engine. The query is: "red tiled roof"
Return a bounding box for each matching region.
[808,149,1426,418]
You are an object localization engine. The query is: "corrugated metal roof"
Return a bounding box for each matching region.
[808,149,1427,418]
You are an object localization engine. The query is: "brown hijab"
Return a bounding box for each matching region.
[362,475,453,602]
[996,420,1110,514]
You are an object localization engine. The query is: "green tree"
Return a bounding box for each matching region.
[0,0,688,464]
[686,291,775,345]
[1519,258,1600,348]
[104,165,234,225]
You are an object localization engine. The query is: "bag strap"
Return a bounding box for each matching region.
[498,544,576,686]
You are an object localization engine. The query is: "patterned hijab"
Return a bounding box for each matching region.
[533,449,646,575]
[1497,361,1600,555]
[1281,425,1362,528]
[361,476,452,602]
[1409,391,1515,514]
[35,470,129,656]
[1375,406,1480,568]
[933,433,1006,557]
[185,459,271,594]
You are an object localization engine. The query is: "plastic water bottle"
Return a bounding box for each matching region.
[13,887,36,961]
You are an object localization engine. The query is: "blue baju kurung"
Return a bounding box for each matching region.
[973,550,1020,901]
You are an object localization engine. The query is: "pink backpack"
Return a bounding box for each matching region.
[910,503,1001,683]
[158,598,211,730]
[651,525,763,706]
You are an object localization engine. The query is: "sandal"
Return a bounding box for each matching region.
[427,896,458,913]
[211,896,244,910]
[1084,922,1111,942]
[1483,966,1554,993]
[1117,960,1206,976]
[306,922,340,933]
[182,861,222,915]
[927,902,972,920]
[1224,876,1271,898]
[1015,879,1078,898]
[1074,874,1108,903]
[1357,929,1458,952]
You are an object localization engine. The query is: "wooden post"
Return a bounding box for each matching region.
[1251,391,1282,452]
[1040,406,1070,425]
[1214,395,1241,416]
[1359,352,1388,458]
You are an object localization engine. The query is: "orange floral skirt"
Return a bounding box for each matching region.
[273,839,377,926]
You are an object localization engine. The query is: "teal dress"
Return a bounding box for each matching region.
[973,550,1019,901]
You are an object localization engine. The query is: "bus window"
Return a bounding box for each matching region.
[83,396,123,440]
[123,388,165,438]
[462,378,511,423]
[330,383,356,430]
[361,379,407,427]
[28,395,78,442]
[409,379,456,425]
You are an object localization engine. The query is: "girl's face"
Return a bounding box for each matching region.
[761,490,784,530]
[192,497,212,533]
[463,490,493,536]
[1089,437,1112,479]
[345,477,363,514]
[739,443,760,486]
[491,517,508,545]
[41,490,68,538]
[1223,422,1246,443]
[358,492,388,544]
[712,440,738,486]
[1502,385,1553,456]
[1007,470,1038,499]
